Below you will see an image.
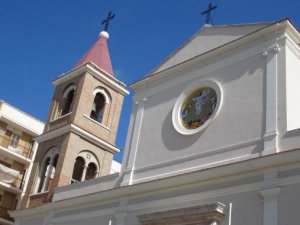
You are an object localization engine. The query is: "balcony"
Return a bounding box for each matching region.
[0,134,33,160]
[0,164,24,190]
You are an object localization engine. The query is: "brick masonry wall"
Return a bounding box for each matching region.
[22,68,126,209]
[45,75,83,132]
[72,72,125,145]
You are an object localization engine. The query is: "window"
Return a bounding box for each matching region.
[85,163,97,180]
[71,157,85,183]
[9,132,20,149]
[37,157,50,192]
[71,151,99,184]
[61,89,75,116]
[90,88,110,124]
[60,84,76,116]
[36,147,59,193]
[90,93,105,123]
[172,80,222,135]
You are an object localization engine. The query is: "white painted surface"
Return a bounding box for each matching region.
[53,173,119,201]
[263,44,280,154]
[152,23,271,74]
[127,50,266,184]
[110,160,121,174]
[286,45,300,131]
[0,101,44,136]
[260,188,280,225]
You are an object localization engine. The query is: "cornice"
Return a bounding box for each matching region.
[137,202,227,225]
[52,63,129,96]
[10,148,300,220]
[132,19,298,91]
[35,124,120,154]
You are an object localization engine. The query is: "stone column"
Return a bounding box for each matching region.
[81,165,88,181]
[42,159,54,192]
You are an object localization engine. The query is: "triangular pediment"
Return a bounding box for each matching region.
[150,23,272,75]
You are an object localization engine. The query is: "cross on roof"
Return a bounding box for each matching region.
[201,3,217,25]
[101,11,116,31]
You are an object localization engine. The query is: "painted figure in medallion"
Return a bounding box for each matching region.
[180,87,217,130]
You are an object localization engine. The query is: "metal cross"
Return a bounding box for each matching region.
[101,11,116,31]
[201,3,217,25]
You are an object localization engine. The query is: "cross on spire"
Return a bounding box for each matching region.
[101,11,116,31]
[201,3,217,25]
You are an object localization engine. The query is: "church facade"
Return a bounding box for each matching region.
[11,18,300,225]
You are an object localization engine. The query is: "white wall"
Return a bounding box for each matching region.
[278,183,300,225]
[127,49,266,184]
[285,45,300,131]
[0,101,44,136]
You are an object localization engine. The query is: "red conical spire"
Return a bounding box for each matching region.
[74,31,114,76]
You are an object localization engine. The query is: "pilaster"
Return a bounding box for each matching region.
[259,187,280,225]
[263,44,280,154]
[113,212,128,225]
[122,97,146,185]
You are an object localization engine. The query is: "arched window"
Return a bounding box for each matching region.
[37,157,50,193]
[61,84,76,116]
[71,157,85,183]
[90,88,110,124]
[90,93,105,123]
[71,151,99,184]
[36,148,59,193]
[85,162,97,180]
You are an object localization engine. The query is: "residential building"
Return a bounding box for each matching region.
[0,100,44,224]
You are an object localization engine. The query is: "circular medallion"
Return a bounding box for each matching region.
[172,80,222,135]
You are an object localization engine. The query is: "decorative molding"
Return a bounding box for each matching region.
[93,88,111,104]
[132,20,291,92]
[71,124,119,154]
[52,63,129,96]
[63,84,76,99]
[263,40,279,154]
[172,80,222,135]
[10,150,300,221]
[35,124,119,154]
[137,202,227,225]
[285,35,300,59]
[130,137,262,175]
[259,187,280,198]
[262,43,282,57]
[125,99,146,185]
[34,124,71,142]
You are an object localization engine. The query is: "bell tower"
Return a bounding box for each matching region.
[21,23,129,208]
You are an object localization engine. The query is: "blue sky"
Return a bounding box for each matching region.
[0,0,299,162]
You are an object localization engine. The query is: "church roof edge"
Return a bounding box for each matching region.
[131,18,297,90]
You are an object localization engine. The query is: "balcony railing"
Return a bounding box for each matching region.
[0,135,33,159]
[0,206,14,222]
